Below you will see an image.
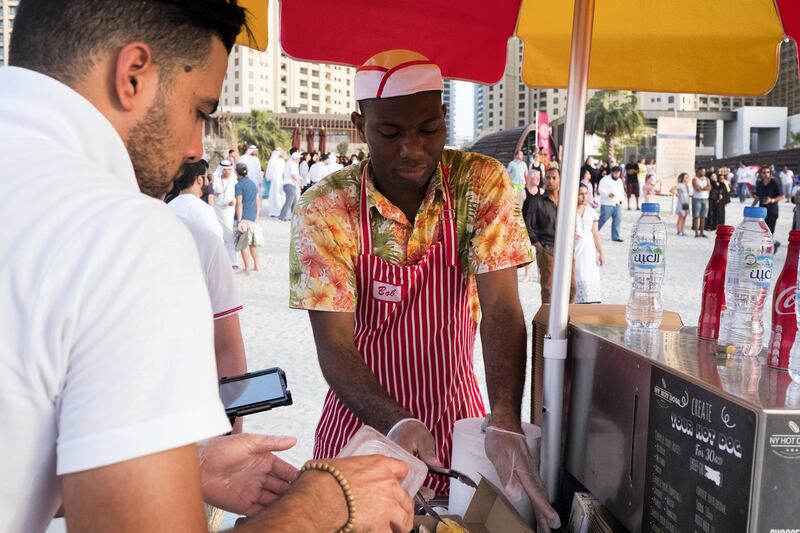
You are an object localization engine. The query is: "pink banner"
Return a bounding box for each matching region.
[536,111,550,160]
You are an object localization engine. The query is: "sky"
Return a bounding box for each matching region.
[453,81,476,141]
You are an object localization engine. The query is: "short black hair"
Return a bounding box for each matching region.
[10,0,250,87]
[174,160,208,190]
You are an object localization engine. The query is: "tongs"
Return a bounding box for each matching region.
[426,465,478,489]
[414,493,445,525]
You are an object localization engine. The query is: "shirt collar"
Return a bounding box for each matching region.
[363,160,446,226]
[0,67,138,192]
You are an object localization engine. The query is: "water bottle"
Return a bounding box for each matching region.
[626,203,667,328]
[718,207,774,357]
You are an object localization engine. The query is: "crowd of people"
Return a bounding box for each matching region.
[163,145,366,275]
[515,150,800,305]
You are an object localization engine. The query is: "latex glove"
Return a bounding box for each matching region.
[386,418,442,467]
[484,425,561,532]
[198,433,299,516]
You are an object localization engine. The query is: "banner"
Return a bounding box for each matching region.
[656,117,697,192]
[536,111,551,160]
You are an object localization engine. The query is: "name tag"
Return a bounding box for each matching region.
[372,280,402,303]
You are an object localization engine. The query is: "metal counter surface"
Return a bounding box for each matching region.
[571,324,800,413]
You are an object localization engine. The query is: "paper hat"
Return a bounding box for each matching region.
[354,49,443,101]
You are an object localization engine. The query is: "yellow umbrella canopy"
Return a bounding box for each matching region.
[518,0,785,96]
[235,0,795,96]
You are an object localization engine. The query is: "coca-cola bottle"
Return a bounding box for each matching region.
[768,230,800,369]
[698,225,735,339]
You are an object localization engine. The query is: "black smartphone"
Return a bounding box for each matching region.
[219,368,293,419]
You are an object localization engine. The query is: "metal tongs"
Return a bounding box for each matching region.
[414,493,445,525]
[426,464,478,489]
[414,466,478,526]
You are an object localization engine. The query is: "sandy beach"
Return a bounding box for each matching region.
[47,195,796,532]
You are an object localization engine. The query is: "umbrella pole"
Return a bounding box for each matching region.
[542,0,595,501]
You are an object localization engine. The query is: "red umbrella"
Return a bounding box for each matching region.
[291,123,301,150]
[306,126,316,153]
[319,127,327,155]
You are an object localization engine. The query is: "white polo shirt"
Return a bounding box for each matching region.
[183,223,243,320]
[169,193,224,242]
[0,66,231,531]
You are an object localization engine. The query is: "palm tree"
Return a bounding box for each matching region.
[237,110,292,166]
[584,91,644,158]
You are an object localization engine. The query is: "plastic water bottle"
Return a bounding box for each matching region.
[718,207,774,357]
[626,203,667,328]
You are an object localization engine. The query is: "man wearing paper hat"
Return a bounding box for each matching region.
[290,49,558,531]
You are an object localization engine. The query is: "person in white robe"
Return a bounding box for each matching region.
[239,145,264,210]
[265,148,287,218]
[212,159,238,266]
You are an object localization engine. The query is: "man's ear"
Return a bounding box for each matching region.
[351,111,366,143]
[113,42,158,112]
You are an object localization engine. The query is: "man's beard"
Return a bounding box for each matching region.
[127,91,180,198]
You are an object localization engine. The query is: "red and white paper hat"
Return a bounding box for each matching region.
[354,50,443,101]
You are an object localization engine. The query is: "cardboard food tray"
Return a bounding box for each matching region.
[413,478,534,533]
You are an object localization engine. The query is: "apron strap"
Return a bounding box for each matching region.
[359,164,373,255]
[359,162,458,266]
[439,164,458,267]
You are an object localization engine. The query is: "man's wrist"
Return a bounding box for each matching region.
[487,409,522,433]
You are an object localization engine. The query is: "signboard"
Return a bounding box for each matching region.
[655,117,697,192]
[643,367,756,533]
[536,111,550,160]
[756,413,800,531]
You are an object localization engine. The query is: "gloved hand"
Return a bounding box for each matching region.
[386,418,442,467]
[484,424,561,532]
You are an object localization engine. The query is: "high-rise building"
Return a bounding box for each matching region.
[0,1,19,67]
[476,39,568,137]
[474,82,485,138]
[443,80,456,146]
[764,39,800,116]
[219,0,354,115]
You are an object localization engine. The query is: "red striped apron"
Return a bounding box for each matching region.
[313,164,486,494]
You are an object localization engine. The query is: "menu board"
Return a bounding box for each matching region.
[643,367,756,533]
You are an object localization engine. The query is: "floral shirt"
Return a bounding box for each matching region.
[289,149,533,322]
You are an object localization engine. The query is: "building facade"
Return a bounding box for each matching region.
[443,80,456,146]
[0,1,19,67]
[219,0,354,115]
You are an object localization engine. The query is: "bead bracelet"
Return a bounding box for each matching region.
[300,461,356,533]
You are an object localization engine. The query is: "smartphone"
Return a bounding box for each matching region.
[219,368,293,419]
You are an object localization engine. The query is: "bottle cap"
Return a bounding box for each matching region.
[641,203,660,213]
[715,225,735,237]
[743,206,767,219]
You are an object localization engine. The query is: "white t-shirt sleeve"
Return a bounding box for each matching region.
[206,234,243,320]
[55,203,230,475]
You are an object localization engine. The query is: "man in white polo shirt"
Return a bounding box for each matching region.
[169,160,224,241]
[0,1,412,532]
